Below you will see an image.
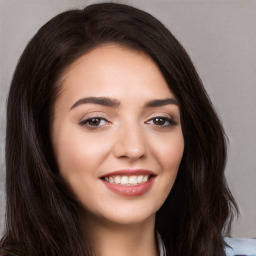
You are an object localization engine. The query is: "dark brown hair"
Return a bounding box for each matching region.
[1,3,237,256]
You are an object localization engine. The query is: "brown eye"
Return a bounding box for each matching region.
[79,117,108,129]
[87,118,102,126]
[146,116,177,127]
[153,118,166,126]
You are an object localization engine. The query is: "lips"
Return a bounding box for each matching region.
[100,169,156,196]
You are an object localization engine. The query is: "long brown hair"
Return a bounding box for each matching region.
[1,3,238,256]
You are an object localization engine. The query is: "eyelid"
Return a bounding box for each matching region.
[146,112,176,120]
[145,114,178,127]
[79,111,108,122]
[78,114,111,130]
[79,116,107,124]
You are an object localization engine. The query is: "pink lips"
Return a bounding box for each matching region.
[100,169,156,197]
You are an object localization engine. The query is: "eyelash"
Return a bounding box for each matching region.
[145,116,177,127]
[79,117,109,130]
[79,116,177,130]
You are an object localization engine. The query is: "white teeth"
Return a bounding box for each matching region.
[129,175,137,185]
[137,175,143,183]
[115,175,121,184]
[143,175,148,182]
[104,175,150,186]
[121,176,129,185]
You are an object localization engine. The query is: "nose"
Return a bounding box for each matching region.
[113,123,147,161]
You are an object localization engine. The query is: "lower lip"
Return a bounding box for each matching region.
[102,177,155,197]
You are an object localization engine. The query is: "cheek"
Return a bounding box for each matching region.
[154,132,184,170]
[164,140,184,169]
[152,132,184,191]
[53,128,110,180]
[52,133,101,203]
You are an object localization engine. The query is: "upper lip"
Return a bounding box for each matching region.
[100,169,156,178]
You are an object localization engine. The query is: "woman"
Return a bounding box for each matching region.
[1,2,254,256]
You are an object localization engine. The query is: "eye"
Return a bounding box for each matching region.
[79,117,109,129]
[145,116,177,127]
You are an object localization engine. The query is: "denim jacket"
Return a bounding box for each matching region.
[225,237,256,256]
[157,236,256,256]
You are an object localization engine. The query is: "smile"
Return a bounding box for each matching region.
[104,175,150,186]
[101,170,156,196]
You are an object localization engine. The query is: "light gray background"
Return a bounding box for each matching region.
[0,0,255,238]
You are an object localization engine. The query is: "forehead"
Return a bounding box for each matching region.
[57,44,175,104]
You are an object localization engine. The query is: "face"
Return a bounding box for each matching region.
[52,44,184,226]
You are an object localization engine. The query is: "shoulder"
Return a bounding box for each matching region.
[225,237,256,256]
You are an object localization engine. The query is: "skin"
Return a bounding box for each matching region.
[52,44,184,256]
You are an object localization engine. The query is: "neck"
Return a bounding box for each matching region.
[80,213,158,256]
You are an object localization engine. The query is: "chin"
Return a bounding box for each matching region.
[82,200,160,227]
[99,211,156,227]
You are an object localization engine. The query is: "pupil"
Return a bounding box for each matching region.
[154,118,165,125]
[90,118,100,126]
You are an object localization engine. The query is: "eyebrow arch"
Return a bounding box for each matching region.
[144,98,179,107]
[70,97,120,110]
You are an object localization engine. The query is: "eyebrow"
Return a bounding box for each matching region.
[144,98,179,107]
[70,96,179,110]
[70,97,120,110]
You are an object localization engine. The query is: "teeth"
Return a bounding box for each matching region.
[121,176,129,185]
[143,175,148,182]
[129,175,137,185]
[115,176,121,184]
[104,175,150,186]
[137,175,143,183]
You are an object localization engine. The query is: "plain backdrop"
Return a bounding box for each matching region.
[0,0,255,238]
